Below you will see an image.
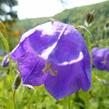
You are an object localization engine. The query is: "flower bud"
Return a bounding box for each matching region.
[13,73,21,90]
[85,10,95,26]
[104,21,109,30]
[1,55,9,67]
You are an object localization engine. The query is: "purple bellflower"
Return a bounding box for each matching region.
[92,47,109,71]
[10,21,91,99]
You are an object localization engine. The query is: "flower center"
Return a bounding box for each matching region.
[42,62,57,76]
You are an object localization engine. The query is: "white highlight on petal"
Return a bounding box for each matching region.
[23,84,34,90]
[20,22,65,42]
[40,24,67,59]
[20,26,38,42]
[20,22,50,42]
[40,42,57,59]
[58,51,84,66]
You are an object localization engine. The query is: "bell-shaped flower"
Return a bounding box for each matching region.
[10,21,91,99]
[92,47,109,71]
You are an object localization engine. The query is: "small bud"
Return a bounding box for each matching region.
[1,55,9,67]
[85,10,95,26]
[105,22,109,28]
[104,21,109,30]
[13,72,21,90]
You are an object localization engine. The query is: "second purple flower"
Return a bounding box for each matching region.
[92,47,109,71]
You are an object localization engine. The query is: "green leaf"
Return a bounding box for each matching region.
[0,32,9,52]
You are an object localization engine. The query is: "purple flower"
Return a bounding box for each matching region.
[92,47,109,71]
[1,55,9,67]
[10,21,91,99]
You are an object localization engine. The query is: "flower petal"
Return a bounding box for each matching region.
[48,25,85,64]
[45,51,91,99]
[11,38,47,86]
[29,22,67,55]
[17,52,47,86]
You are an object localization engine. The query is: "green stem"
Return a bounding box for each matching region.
[68,96,71,109]
[0,32,9,52]
[12,90,16,109]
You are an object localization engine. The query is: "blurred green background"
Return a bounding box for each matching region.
[1,0,109,109]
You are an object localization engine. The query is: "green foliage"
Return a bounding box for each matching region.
[0,32,9,52]
[1,67,109,109]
